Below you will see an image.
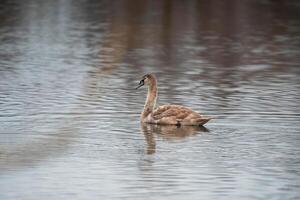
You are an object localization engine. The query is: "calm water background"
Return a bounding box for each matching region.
[1,0,300,199]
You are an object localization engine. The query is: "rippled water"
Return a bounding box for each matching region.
[1,0,300,199]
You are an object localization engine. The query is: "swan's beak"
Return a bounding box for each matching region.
[136,80,144,89]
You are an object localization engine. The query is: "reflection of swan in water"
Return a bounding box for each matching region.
[141,123,209,155]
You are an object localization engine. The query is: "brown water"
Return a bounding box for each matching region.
[1,0,300,199]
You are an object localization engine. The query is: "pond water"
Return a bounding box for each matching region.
[0,0,300,199]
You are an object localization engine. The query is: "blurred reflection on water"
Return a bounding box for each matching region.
[0,0,300,199]
[141,123,209,155]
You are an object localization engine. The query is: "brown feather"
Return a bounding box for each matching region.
[151,105,209,125]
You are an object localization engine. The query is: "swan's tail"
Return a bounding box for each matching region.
[195,117,212,126]
[180,116,216,126]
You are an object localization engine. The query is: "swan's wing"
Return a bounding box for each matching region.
[152,105,197,121]
[152,105,211,126]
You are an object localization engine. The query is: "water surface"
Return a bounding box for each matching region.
[1,0,300,199]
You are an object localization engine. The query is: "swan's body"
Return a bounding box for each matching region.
[136,74,212,126]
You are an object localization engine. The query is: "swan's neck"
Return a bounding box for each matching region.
[141,82,157,120]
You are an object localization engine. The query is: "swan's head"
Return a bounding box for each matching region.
[136,74,156,89]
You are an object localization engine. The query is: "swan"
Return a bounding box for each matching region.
[136,74,212,126]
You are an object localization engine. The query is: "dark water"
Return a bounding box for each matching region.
[1,0,300,199]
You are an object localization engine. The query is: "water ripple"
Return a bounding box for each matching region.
[1,0,300,199]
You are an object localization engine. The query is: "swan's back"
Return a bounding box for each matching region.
[152,105,211,126]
